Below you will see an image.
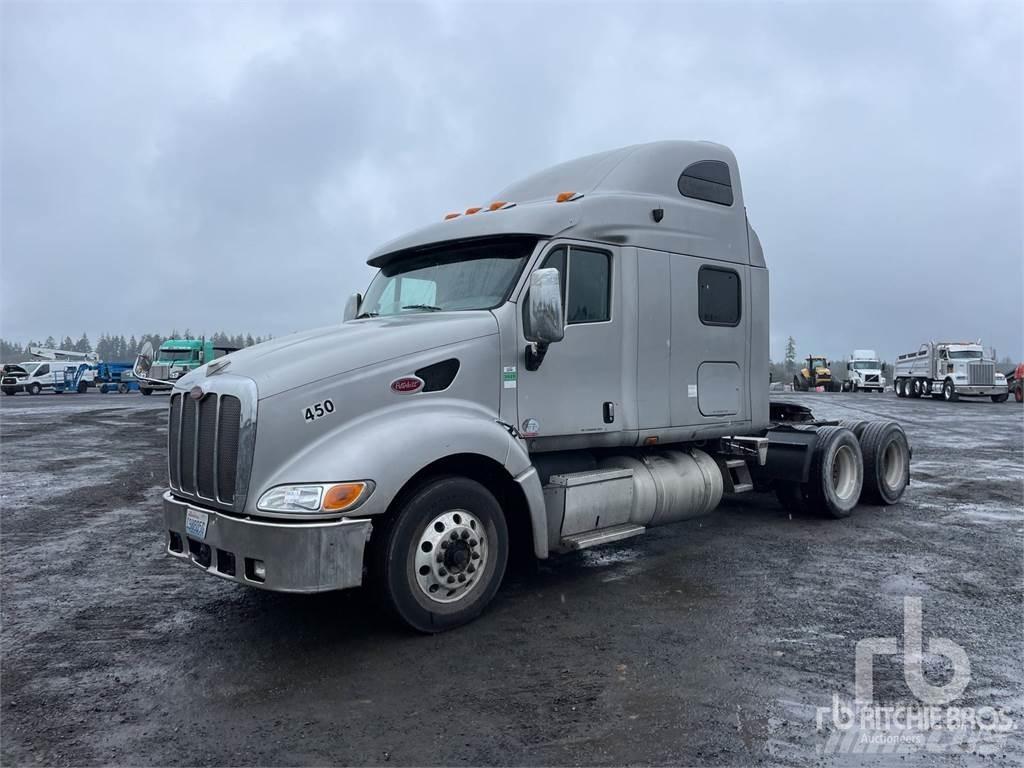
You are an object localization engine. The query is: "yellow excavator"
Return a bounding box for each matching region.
[793,355,837,391]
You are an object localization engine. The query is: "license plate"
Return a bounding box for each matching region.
[185,509,209,540]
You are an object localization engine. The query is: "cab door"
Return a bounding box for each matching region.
[516,242,624,447]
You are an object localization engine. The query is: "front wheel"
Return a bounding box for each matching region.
[118,383,129,394]
[374,476,509,633]
[1015,384,1023,403]
[991,393,1009,403]
[27,383,41,395]
[2,387,15,396]
[942,379,958,402]
[139,386,152,396]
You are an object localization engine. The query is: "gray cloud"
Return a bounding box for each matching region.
[2,1,1021,363]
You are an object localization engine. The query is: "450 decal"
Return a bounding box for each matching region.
[302,398,336,423]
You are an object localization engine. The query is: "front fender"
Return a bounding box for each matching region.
[252,399,548,556]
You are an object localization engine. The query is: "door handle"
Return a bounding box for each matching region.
[603,402,615,424]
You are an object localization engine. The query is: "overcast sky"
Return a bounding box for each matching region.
[2,1,1021,363]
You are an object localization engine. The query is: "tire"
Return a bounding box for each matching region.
[805,426,863,518]
[2,388,14,396]
[942,379,958,402]
[140,386,153,396]
[850,381,857,393]
[991,393,1009,403]
[77,381,88,394]
[895,379,906,398]
[1015,384,1023,403]
[909,379,921,398]
[98,384,108,394]
[793,375,803,392]
[839,419,870,439]
[118,383,129,394]
[28,383,41,395]
[373,476,508,633]
[859,421,910,506]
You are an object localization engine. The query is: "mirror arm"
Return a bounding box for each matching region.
[525,341,548,372]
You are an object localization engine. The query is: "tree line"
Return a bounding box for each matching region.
[0,331,271,363]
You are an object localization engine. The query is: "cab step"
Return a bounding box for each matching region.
[724,458,754,494]
[560,523,646,551]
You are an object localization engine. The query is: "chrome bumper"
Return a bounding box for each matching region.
[957,384,1007,396]
[163,491,372,593]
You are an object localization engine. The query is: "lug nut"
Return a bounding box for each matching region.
[469,539,477,547]
[437,554,443,563]
[467,564,476,573]
[471,552,480,560]
[461,530,470,540]
[447,576,455,584]
[438,568,447,576]
[458,574,466,583]
[441,540,449,549]
[450,532,459,541]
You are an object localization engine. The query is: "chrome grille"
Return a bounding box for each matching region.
[968,362,994,386]
[151,364,169,381]
[168,391,244,506]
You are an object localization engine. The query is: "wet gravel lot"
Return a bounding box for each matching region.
[1,391,1021,766]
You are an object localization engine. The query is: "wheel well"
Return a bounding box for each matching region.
[385,453,535,565]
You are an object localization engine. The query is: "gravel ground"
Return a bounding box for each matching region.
[1,391,1021,767]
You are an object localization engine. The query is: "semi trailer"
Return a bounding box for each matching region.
[159,141,912,632]
[894,341,1007,402]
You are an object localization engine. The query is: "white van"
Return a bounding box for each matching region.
[1,361,95,395]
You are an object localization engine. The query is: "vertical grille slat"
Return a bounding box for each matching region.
[196,396,218,498]
[168,394,182,489]
[217,396,241,503]
[180,396,197,493]
[968,362,994,386]
[167,388,246,508]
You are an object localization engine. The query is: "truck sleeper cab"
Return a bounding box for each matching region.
[162,141,912,632]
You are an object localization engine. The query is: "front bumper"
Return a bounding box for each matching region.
[956,384,1008,397]
[163,491,372,593]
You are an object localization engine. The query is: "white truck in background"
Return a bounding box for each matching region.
[894,341,1008,402]
[843,349,885,393]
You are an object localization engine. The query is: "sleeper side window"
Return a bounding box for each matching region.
[698,266,741,326]
[678,160,734,206]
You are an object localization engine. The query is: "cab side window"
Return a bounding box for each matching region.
[35,364,49,376]
[523,245,611,335]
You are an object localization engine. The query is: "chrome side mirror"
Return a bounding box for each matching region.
[343,291,363,322]
[525,268,564,370]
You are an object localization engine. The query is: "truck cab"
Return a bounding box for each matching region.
[136,339,236,395]
[844,349,885,392]
[159,141,911,632]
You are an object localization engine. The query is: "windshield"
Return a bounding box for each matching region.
[949,350,983,360]
[851,361,880,370]
[158,349,197,362]
[810,358,827,369]
[360,238,536,317]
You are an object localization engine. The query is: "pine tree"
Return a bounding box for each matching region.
[784,336,797,375]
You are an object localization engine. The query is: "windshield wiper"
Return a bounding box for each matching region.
[402,304,443,312]
[355,311,379,319]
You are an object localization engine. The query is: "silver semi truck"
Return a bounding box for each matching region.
[894,341,1008,402]
[161,141,912,631]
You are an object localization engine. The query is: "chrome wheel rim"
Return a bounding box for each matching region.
[831,444,858,501]
[413,509,488,604]
[882,439,907,490]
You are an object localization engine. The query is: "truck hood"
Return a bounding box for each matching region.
[183,311,499,399]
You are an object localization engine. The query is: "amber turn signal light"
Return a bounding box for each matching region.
[322,482,369,511]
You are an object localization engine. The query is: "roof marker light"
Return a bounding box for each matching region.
[465,207,483,215]
[488,201,508,211]
[444,212,461,220]
[556,191,580,203]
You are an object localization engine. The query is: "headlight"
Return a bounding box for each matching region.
[257,481,373,514]
[170,370,181,379]
[995,374,1006,382]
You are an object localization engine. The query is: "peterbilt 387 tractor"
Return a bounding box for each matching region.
[158,141,912,632]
